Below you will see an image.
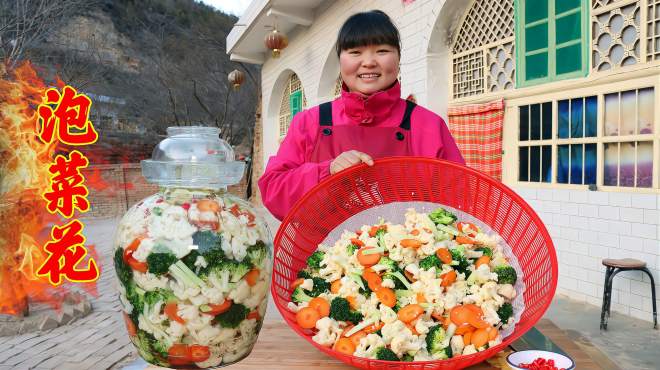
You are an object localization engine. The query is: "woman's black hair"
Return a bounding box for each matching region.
[335,10,401,57]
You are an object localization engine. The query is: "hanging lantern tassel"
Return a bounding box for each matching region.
[228,69,245,90]
[264,29,288,58]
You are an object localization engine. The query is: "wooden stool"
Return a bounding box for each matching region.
[600,258,657,330]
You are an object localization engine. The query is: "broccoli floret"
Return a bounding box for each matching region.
[494,265,517,285]
[144,289,176,307]
[373,256,399,272]
[291,286,314,303]
[383,270,412,290]
[246,241,268,267]
[402,353,414,361]
[450,248,471,275]
[180,250,202,272]
[192,230,223,254]
[215,303,249,328]
[359,276,372,297]
[375,329,382,337]
[375,347,399,361]
[146,252,178,275]
[132,330,168,366]
[169,260,207,289]
[475,246,493,258]
[497,302,514,323]
[218,260,252,283]
[426,325,449,357]
[347,243,359,256]
[429,207,457,226]
[309,277,330,297]
[306,251,325,272]
[329,297,363,324]
[114,248,133,286]
[125,282,145,324]
[297,270,312,279]
[419,254,442,270]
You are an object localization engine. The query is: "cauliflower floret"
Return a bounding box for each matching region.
[133,271,169,291]
[380,278,395,289]
[242,280,268,309]
[301,279,314,291]
[497,283,516,300]
[132,238,155,262]
[201,286,224,304]
[413,348,434,361]
[177,304,200,322]
[473,232,499,248]
[169,279,201,300]
[312,317,343,347]
[379,304,398,324]
[463,344,478,355]
[405,263,421,280]
[195,255,208,269]
[166,320,186,341]
[158,236,195,259]
[337,275,361,298]
[444,280,469,309]
[481,300,502,326]
[450,335,465,356]
[390,333,423,358]
[414,315,435,335]
[467,263,498,285]
[354,334,386,358]
[149,204,197,241]
[359,294,380,318]
[228,280,251,304]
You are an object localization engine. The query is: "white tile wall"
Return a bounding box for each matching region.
[514,187,660,324]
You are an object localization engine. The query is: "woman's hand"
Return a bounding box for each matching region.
[330,150,374,175]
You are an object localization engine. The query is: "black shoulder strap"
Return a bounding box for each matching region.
[399,100,416,130]
[319,102,333,126]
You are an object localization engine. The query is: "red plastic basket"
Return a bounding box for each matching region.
[271,157,558,369]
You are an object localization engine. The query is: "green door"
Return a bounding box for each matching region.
[290,90,302,119]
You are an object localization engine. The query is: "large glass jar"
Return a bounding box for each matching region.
[113,127,272,368]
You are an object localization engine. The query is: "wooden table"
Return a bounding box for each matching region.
[139,318,615,370]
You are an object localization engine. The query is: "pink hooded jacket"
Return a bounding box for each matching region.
[258,82,465,220]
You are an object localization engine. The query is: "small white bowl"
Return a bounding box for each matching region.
[506,350,575,370]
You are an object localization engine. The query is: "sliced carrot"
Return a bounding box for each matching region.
[410,229,420,236]
[296,307,321,329]
[405,322,419,335]
[440,270,457,287]
[475,255,491,269]
[457,222,478,237]
[362,268,383,291]
[247,310,260,321]
[165,303,185,324]
[331,279,342,294]
[463,331,473,346]
[292,278,305,290]
[309,297,330,317]
[123,237,147,273]
[348,330,367,346]
[196,199,220,212]
[334,337,356,355]
[471,328,489,348]
[376,287,396,308]
[456,235,476,245]
[123,312,137,337]
[357,247,381,267]
[467,316,490,329]
[368,225,387,237]
[244,268,260,286]
[346,296,358,310]
[487,326,499,340]
[400,239,422,249]
[350,238,365,247]
[416,292,427,304]
[431,311,443,322]
[404,270,417,282]
[450,305,472,325]
[203,299,232,315]
[463,304,484,316]
[435,248,453,264]
[455,323,476,335]
[442,315,452,329]
[363,321,384,334]
[397,304,424,323]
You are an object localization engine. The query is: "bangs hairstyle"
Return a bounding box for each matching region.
[335,10,401,57]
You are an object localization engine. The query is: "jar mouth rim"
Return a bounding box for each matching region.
[167,126,220,136]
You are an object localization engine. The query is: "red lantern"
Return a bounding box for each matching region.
[264,29,288,58]
[228,69,245,90]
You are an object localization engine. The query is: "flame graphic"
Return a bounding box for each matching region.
[0,62,99,315]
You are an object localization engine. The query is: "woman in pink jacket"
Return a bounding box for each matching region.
[258,10,465,220]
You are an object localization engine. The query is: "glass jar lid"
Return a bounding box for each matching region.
[141,126,245,188]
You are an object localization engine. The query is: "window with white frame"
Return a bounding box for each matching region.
[518,86,656,188]
[278,73,306,138]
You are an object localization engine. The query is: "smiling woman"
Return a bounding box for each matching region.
[258,10,466,221]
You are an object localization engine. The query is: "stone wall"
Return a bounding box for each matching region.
[81,163,249,219]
